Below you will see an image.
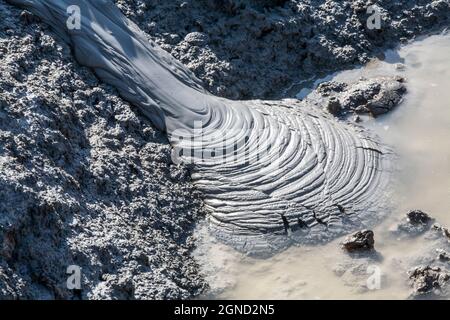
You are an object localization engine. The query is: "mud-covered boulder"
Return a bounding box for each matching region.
[393,210,435,237]
[342,230,375,252]
[317,76,406,117]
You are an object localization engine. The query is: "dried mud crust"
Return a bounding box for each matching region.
[115,0,450,100]
[0,1,206,299]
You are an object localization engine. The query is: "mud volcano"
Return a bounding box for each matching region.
[9,0,391,255]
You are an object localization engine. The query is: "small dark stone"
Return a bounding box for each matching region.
[342,230,375,252]
[407,210,431,225]
[394,75,405,83]
[319,76,407,118]
[393,210,434,237]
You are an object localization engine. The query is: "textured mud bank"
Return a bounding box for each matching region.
[115,0,450,100]
[0,0,449,300]
[0,2,206,299]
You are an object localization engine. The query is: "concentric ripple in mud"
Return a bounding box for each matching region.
[181,99,391,254]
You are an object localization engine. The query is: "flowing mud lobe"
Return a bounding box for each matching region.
[197,34,450,299]
[7,0,393,255]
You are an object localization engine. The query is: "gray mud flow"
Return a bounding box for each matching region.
[8,0,392,255]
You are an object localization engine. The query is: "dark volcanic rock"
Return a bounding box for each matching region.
[317,82,349,97]
[364,76,406,116]
[326,97,342,116]
[393,210,434,237]
[342,230,375,252]
[407,210,432,225]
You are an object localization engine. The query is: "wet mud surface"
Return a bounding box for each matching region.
[0,0,449,299]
